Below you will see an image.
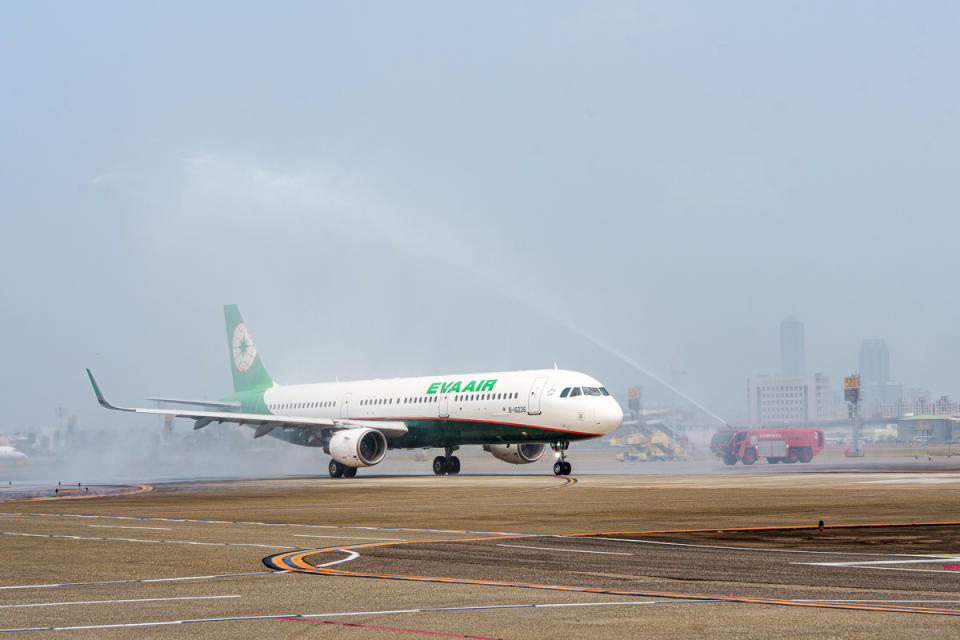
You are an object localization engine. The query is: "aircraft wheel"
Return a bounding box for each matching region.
[343,466,357,478]
[561,461,572,475]
[433,456,447,475]
[447,456,461,475]
[329,459,344,478]
[553,461,564,476]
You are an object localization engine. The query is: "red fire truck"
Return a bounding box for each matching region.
[710,428,825,466]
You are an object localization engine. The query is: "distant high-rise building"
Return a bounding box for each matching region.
[859,339,890,384]
[779,315,805,377]
[858,339,902,408]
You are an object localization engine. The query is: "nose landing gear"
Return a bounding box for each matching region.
[433,446,461,475]
[551,441,572,476]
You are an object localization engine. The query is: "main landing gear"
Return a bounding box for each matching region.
[328,459,358,478]
[551,440,572,476]
[433,446,461,476]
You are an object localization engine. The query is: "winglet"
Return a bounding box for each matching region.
[86,369,123,411]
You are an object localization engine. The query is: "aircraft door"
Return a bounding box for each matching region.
[340,393,352,418]
[527,376,549,415]
[439,393,449,418]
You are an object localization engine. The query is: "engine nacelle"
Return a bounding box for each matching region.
[328,428,387,467]
[483,443,546,465]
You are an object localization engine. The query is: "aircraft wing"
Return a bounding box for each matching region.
[86,370,408,438]
[146,397,242,410]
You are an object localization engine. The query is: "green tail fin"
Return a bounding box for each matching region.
[224,304,274,392]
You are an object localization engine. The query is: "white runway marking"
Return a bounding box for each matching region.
[802,557,960,567]
[0,571,288,591]
[294,534,405,541]
[497,543,632,556]
[315,550,360,567]
[591,537,938,557]
[0,531,300,550]
[857,473,960,484]
[1,512,532,537]
[88,525,171,530]
[793,559,960,574]
[0,595,240,609]
[0,600,703,632]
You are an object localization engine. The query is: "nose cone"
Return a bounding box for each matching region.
[596,400,624,435]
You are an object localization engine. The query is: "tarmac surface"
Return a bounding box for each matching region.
[2,458,960,638]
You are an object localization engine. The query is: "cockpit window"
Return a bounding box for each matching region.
[560,387,571,398]
[582,387,601,396]
[600,387,610,396]
[569,387,582,397]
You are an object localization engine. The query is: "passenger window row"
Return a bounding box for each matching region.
[455,392,518,402]
[559,386,610,398]
[269,400,337,411]
[358,392,523,407]
[362,397,437,406]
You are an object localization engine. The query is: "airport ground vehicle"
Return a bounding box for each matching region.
[710,427,824,465]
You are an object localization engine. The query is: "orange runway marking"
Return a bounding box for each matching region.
[266,520,960,617]
[0,484,153,503]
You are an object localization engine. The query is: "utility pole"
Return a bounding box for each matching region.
[844,375,861,453]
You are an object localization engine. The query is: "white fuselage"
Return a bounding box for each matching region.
[261,368,622,445]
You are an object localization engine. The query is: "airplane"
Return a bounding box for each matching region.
[86,305,622,477]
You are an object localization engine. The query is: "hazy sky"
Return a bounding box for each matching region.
[2,1,958,431]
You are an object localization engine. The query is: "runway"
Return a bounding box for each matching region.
[2,470,960,638]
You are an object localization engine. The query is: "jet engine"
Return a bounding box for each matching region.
[483,443,546,464]
[328,428,388,467]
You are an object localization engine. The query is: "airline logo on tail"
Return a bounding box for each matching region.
[232,322,257,373]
